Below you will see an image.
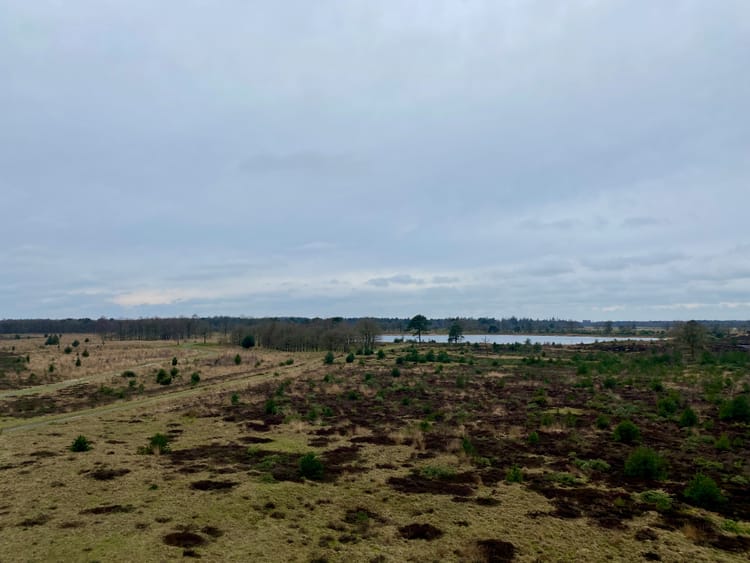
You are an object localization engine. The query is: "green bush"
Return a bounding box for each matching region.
[639,489,673,512]
[45,335,59,346]
[70,435,92,452]
[231,393,240,405]
[719,395,750,422]
[657,396,679,418]
[714,433,731,451]
[323,351,334,365]
[122,370,137,378]
[391,367,401,377]
[595,414,610,429]
[234,354,242,365]
[461,436,476,456]
[345,353,355,363]
[264,399,279,415]
[75,356,81,367]
[156,368,171,385]
[420,465,456,480]
[528,431,540,445]
[575,458,610,473]
[679,407,698,428]
[190,372,200,385]
[505,465,523,483]
[377,349,386,360]
[82,349,89,357]
[613,420,640,444]
[624,446,667,480]
[241,334,255,349]
[139,433,170,455]
[149,433,170,454]
[299,453,324,480]
[684,473,725,507]
[64,346,73,354]
[72,339,80,348]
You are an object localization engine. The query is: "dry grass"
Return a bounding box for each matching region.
[0,338,746,562]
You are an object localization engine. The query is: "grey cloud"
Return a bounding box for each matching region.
[432,275,460,284]
[367,274,424,288]
[583,253,684,272]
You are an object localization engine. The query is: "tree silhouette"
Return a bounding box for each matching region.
[407,314,429,343]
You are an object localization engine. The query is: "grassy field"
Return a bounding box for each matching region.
[0,334,749,562]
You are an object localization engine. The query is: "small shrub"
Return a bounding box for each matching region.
[679,407,698,428]
[241,334,255,349]
[231,393,240,405]
[75,356,81,367]
[684,473,725,507]
[420,465,456,480]
[461,436,476,457]
[170,367,179,378]
[528,431,540,445]
[575,458,610,473]
[323,351,334,365]
[82,349,89,357]
[190,372,200,385]
[171,356,178,366]
[391,367,401,377]
[714,433,731,451]
[156,369,171,385]
[299,453,324,480]
[345,353,355,363]
[121,370,136,378]
[377,349,386,360]
[44,335,59,346]
[72,339,80,348]
[64,346,73,354]
[264,399,278,415]
[657,396,679,418]
[624,447,667,480]
[505,465,523,483]
[613,420,640,444]
[602,376,618,389]
[70,435,92,452]
[234,354,242,365]
[719,395,750,422]
[139,433,170,455]
[595,414,611,429]
[639,489,673,512]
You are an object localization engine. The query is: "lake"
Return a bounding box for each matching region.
[379,334,660,345]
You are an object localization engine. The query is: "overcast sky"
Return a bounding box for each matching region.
[2,1,749,321]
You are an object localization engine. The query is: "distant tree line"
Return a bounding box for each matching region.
[1,316,748,343]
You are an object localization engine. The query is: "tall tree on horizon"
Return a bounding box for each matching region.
[407,314,429,343]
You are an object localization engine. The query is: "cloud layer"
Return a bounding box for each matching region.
[1,1,749,320]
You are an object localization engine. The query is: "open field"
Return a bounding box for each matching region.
[1,334,749,562]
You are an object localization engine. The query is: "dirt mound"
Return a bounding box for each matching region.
[476,539,516,562]
[163,531,206,548]
[80,504,134,515]
[201,526,223,538]
[398,523,443,540]
[190,480,237,491]
[239,436,273,444]
[89,467,131,481]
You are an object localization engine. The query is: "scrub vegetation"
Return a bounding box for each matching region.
[0,324,749,562]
